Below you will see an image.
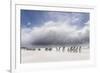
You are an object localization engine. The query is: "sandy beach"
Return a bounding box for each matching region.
[21,47,89,63]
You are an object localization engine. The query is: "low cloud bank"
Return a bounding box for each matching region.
[21,21,89,48]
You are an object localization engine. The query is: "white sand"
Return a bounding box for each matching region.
[21,48,89,63]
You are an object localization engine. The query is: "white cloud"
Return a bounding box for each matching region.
[21,20,89,48]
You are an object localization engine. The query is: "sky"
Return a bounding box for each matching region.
[21,9,90,48]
